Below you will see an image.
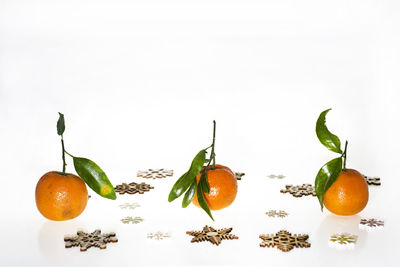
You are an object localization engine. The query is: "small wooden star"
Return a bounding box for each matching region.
[186,225,238,246]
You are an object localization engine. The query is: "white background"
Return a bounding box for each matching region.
[1,0,399,266]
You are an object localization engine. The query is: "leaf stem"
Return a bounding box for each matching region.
[342,140,348,170]
[201,121,217,173]
[64,150,74,158]
[198,120,217,194]
[210,120,216,169]
[61,135,66,175]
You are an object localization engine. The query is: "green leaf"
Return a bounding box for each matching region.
[316,109,343,154]
[73,157,116,200]
[168,149,206,202]
[314,157,343,210]
[199,171,210,194]
[182,179,197,208]
[57,112,65,136]
[196,180,214,220]
[188,149,207,177]
[168,172,189,202]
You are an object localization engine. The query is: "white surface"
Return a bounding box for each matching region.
[1,0,400,266]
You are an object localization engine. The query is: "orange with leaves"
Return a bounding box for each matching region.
[35,113,116,221]
[192,165,237,210]
[168,121,237,220]
[314,109,369,216]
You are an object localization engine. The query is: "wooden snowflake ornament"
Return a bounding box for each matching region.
[259,230,310,252]
[121,216,144,224]
[64,229,118,252]
[329,233,357,249]
[280,184,316,197]
[119,202,140,209]
[359,218,384,231]
[147,232,171,240]
[186,225,238,246]
[137,169,173,179]
[114,182,154,195]
[265,210,288,218]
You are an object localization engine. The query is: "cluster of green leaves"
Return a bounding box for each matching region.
[57,113,116,200]
[168,149,214,220]
[314,109,347,210]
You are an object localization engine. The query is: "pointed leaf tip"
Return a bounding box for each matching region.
[196,181,214,220]
[182,179,197,208]
[316,109,342,154]
[72,157,116,200]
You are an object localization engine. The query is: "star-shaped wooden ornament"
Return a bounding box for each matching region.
[186,225,238,246]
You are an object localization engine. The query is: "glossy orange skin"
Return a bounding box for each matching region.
[192,164,238,210]
[323,169,369,216]
[35,171,88,221]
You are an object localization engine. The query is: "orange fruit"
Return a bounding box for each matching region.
[192,164,237,210]
[35,171,88,221]
[323,169,369,216]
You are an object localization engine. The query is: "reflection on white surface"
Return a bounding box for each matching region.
[38,220,84,261]
[316,214,366,249]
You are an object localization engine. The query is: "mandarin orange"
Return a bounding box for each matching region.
[192,164,237,210]
[323,169,369,216]
[35,171,88,221]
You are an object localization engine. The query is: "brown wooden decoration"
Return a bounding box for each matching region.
[186,225,239,246]
[267,174,285,179]
[359,218,384,230]
[137,169,173,179]
[265,210,288,218]
[259,230,310,252]
[280,184,316,197]
[235,172,245,180]
[114,182,154,195]
[64,229,118,252]
[363,175,381,186]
